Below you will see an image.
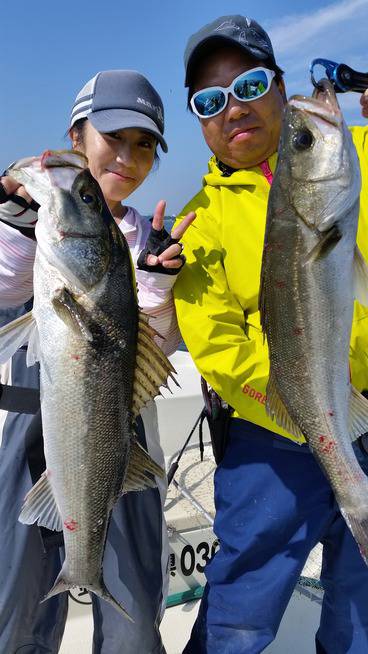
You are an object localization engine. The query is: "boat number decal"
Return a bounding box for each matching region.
[177,539,219,577]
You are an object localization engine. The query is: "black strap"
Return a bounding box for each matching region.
[0,383,40,414]
[167,408,205,486]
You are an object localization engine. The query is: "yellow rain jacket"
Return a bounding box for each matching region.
[174,126,368,444]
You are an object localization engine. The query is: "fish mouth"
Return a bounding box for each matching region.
[289,79,342,127]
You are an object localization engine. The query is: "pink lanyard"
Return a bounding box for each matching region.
[259,160,273,185]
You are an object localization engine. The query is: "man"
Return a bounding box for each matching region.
[174,15,368,654]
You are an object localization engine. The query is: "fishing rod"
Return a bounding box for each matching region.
[310,58,368,93]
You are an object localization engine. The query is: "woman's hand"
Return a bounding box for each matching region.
[0,176,33,206]
[0,174,39,236]
[360,90,368,119]
[137,200,196,274]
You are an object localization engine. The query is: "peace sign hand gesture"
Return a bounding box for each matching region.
[137,200,196,275]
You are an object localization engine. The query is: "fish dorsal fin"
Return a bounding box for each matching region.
[266,371,305,440]
[353,246,368,307]
[349,386,368,441]
[19,471,63,531]
[122,439,165,493]
[0,311,37,365]
[131,311,178,419]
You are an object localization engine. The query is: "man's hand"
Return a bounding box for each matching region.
[360,90,368,119]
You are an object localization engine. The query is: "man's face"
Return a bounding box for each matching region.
[191,46,286,169]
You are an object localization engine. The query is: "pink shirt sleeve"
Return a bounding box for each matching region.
[0,221,36,308]
[121,208,182,356]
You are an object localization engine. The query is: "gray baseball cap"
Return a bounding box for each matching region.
[70,70,168,153]
[184,15,277,87]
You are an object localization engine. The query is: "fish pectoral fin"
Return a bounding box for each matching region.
[303,225,342,265]
[353,246,368,307]
[266,371,305,440]
[122,439,165,493]
[131,311,179,419]
[349,386,368,441]
[19,470,63,531]
[52,287,93,342]
[0,310,37,365]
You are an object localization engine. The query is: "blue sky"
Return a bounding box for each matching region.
[1,0,367,215]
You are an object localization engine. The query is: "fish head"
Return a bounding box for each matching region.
[278,79,361,231]
[9,151,114,292]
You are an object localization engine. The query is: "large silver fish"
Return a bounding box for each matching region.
[259,81,368,561]
[0,151,175,618]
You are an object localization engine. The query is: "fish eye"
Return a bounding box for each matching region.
[82,193,95,204]
[293,129,314,150]
[79,188,102,213]
[80,189,98,206]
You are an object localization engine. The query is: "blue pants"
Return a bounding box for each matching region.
[184,419,368,654]
[0,346,166,654]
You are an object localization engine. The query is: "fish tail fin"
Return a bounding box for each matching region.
[89,578,134,622]
[42,567,133,621]
[41,565,72,604]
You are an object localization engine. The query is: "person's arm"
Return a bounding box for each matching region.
[135,201,195,356]
[0,175,37,308]
[173,204,269,418]
[135,267,181,356]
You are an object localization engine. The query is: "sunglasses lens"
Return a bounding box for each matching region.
[193,89,226,117]
[234,70,270,100]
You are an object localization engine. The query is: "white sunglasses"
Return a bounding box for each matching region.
[190,67,276,118]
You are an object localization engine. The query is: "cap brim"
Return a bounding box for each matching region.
[185,36,270,86]
[88,109,168,153]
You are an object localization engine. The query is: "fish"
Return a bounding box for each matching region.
[259,80,368,562]
[0,150,177,618]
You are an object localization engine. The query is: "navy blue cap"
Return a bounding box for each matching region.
[184,15,277,86]
[70,70,168,153]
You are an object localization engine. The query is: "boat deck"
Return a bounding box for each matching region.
[61,444,323,653]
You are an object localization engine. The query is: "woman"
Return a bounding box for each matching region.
[0,69,194,654]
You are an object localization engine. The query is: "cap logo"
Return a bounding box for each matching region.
[214,19,239,32]
[137,97,163,124]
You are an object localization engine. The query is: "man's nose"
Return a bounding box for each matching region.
[226,93,250,120]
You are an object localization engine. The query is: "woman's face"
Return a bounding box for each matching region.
[72,121,157,206]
